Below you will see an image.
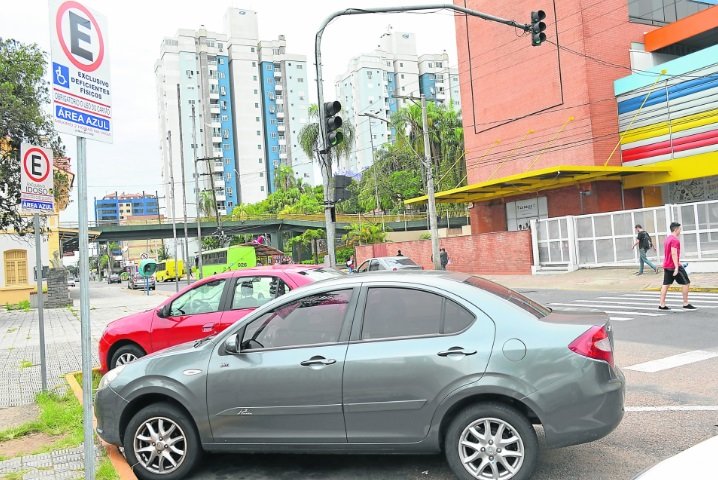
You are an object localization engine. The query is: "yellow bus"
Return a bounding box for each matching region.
[155,259,184,282]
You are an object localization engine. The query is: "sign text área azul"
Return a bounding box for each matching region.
[49,0,112,143]
[20,144,55,214]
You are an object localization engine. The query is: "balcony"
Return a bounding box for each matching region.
[210,106,220,114]
[277,124,285,132]
[279,151,288,159]
[276,110,284,119]
[273,69,282,78]
[208,77,219,85]
[209,92,220,100]
[276,97,284,105]
[278,138,287,146]
[212,136,222,144]
[275,83,283,91]
[213,161,224,172]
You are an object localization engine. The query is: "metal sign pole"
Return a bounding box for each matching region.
[33,213,48,391]
[167,131,179,293]
[77,136,95,478]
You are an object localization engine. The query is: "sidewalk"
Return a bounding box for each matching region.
[484,267,718,292]
[0,283,163,478]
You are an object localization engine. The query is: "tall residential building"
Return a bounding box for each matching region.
[155,8,313,221]
[335,30,461,175]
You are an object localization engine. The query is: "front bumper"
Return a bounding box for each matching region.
[95,385,128,446]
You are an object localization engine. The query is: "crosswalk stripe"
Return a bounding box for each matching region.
[570,300,689,312]
[592,297,718,310]
[609,316,632,321]
[626,350,718,373]
[548,303,665,316]
[629,292,718,298]
[602,295,718,303]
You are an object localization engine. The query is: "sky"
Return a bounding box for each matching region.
[1,0,459,224]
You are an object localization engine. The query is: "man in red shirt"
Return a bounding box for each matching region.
[659,222,696,310]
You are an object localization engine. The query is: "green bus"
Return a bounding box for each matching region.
[194,243,284,278]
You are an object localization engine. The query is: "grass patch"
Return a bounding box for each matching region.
[6,327,17,333]
[74,370,103,395]
[2,470,29,479]
[19,360,33,369]
[0,389,82,451]
[96,455,120,480]
[4,301,31,312]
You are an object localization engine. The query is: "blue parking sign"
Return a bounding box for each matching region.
[52,62,69,88]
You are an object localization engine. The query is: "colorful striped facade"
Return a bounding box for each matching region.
[615,46,718,166]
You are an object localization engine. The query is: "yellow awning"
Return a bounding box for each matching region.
[404,165,670,205]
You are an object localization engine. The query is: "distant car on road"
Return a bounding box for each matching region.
[95,272,624,480]
[356,256,422,272]
[633,435,718,479]
[107,273,121,284]
[98,265,343,372]
[66,277,76,287]
[128,273,156,291]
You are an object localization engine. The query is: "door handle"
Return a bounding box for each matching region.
[202,322,216,332]
[300,356,337,367]
[437,347,477,357]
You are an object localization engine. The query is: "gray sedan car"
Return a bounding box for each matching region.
[356,255,423,272]
[95,272,624,480]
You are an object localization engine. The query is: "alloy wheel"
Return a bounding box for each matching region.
[116,352,138,365]
[133,416,187,474]
[458,417,525,479]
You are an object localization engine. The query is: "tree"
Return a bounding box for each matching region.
[0,39,64,233]
[198,190,216,218]
[156,243,170,261]
[342,222,387,247]
[285,228,326,263]
[274,164,296,192]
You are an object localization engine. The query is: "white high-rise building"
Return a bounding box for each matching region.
[155,8,313,223]
[335,29,461,175]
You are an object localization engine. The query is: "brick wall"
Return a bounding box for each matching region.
[356,231,533,275]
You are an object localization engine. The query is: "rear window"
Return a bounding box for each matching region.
[464,276,550,318]
[297,268,345,282]
[386,258,418,266]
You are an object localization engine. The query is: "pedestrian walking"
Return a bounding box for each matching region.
[397,250,403,256]
[440,248,449,270]
[632,225,658,275]
[346,255,355,273]
[659,222,696,310]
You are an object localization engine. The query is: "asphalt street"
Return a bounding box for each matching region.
[95,283,718,480]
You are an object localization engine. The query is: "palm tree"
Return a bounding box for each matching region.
[342,222,387,247]
[198,190,216,218]
[274,164,296,192]
[298,104,355,265]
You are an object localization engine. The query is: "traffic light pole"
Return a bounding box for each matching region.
[420,94,441,270]
[314,4,531,266]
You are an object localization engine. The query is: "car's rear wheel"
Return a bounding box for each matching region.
[445,403,537,480]
[123,402,201,480]
[110,344,145,370]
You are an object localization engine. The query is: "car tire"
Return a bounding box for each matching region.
[444,402,538,480]
[110,344,145,370]
[123,402,201,480]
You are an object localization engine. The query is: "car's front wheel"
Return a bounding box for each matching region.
[444,402,538,480]
[123,402,201,480]
[110,344,145,370]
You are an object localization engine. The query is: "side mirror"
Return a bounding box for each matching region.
[156,304,170,318]
[224,333,241,355]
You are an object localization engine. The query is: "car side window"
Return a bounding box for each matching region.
[241,289,353,351]
[361,287,474,340]
[169,279,226,316]
[357,261,369,273]
[369,260,381,271]
[232,276,290,310]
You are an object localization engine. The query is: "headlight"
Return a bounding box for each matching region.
[98,364,126,390]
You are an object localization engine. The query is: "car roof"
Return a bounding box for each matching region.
[367,256,413,261]
[205,264,325,280]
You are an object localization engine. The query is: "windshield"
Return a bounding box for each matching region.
[464,276,551,318]
[386,258,418,266]
[297,268,345,281]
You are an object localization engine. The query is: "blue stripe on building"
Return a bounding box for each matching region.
[217,55,238,209]
[617,74,718,115]
[261,61,280,193]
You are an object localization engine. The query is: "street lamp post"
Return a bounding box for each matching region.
[359,111,390,230]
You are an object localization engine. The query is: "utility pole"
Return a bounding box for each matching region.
[421,94,441,270]
[176,85,192,285]
[314,4,531,266]
[200,156,225,241]
[166,130,180,292]
[359,112,387,230]
[191,104,203,279]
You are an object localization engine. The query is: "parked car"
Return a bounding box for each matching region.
[107,273,121,284]
[98,265,343,372]
[356,256,423,272]
[95,271,624,480]
[128,273,156,290]
[633,435,718,479]
[66,277,76,288]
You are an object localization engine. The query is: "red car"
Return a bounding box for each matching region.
[98,265,342,373]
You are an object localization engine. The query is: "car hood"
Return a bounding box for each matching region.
[633,435,718,479]
[104,308,155,331]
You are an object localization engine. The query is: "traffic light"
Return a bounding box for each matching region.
[334,174,352,202]
[323,101,343,151]
[530,10,546,46]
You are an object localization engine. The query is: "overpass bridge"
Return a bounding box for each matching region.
[59,213,470,252]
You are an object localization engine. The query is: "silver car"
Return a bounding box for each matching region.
[95,272,624,480]
[356,255,423,272]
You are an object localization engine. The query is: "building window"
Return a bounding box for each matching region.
[271,146,278,152]
[257,130,261,136]
[251,47,255,52]
[297,64,303,70]
[258,145,262,150]
[254,89,258,94]
[270,119,277,125]
[252,61,257,67]
[298,77,304,83]
[223,144,230,150]
[400,62,403,67]
[260,186,265,192]
[267,64,273,70]
[220,86,226,95]
[269,92,275,100]
[218,71,225,79]
[221,114,229,121]
[227,187,233,195]
[255,103,259,108]
[253,75,257,81]
[259,172,264,177]
[428,62,433,68]
[259,157,263,163]
[225,157,230,164]
[367,71,373,79]
[436,62,442,68]
[271,132,277,138]
[225,173,231,181]
[401,74,405,79]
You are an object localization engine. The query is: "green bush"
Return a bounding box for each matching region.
[335,246,355,265]
[419,233,431,240]
[5,300,31,312]
[119,272,129,281]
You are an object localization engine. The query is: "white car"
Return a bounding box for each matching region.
[67,277,76,287]
[633,435,718,478]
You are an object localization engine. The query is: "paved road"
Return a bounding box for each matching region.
[186,288,718,480]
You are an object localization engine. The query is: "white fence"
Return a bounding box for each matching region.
[532,200,718,271]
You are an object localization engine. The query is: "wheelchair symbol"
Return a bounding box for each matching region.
[53,63,69,87]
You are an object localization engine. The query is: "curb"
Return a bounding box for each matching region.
[642,286,718,293]
[65,370,137,480]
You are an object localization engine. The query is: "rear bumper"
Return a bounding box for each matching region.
[527,363,625,448]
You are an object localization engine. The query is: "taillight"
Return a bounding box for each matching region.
[568,325,613,366]
[392,267,398,271]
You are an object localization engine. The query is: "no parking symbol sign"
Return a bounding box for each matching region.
[20,143,55,214]
[49,0,113,143]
